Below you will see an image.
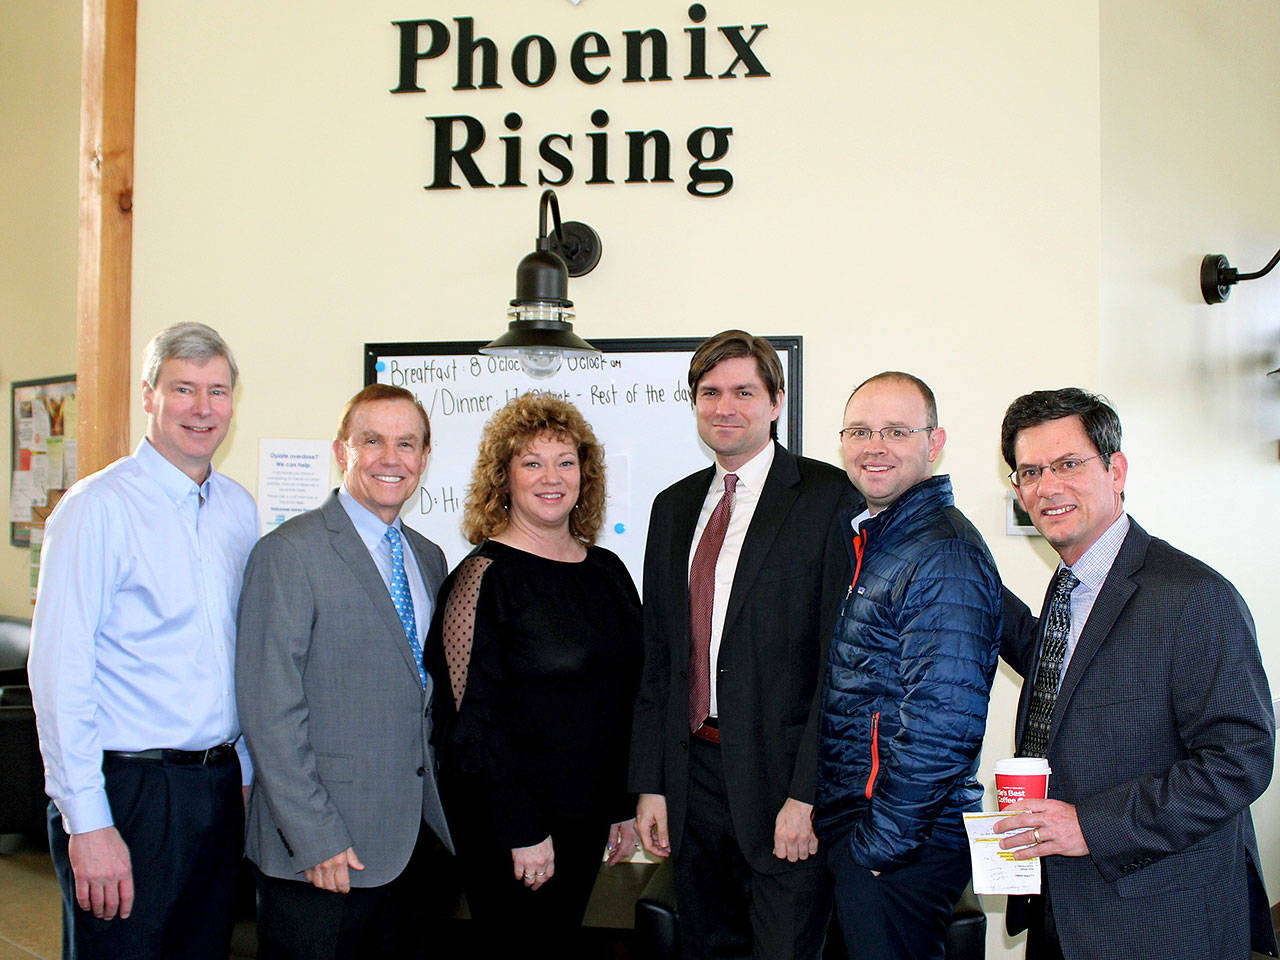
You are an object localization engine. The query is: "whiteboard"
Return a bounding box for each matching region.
[366,338,803,580]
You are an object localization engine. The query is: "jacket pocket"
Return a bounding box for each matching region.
[864,712,881,799]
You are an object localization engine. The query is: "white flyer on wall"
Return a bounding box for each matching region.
[257,438,332,536]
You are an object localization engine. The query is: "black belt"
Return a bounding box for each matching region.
[104,743,237,766]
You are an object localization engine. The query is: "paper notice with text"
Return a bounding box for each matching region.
[963,811,1040,895]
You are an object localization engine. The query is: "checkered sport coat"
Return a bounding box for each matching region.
[1001,518,1277,960]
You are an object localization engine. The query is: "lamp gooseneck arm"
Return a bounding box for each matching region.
[1235,245,1280,282]
[537,189,565,251]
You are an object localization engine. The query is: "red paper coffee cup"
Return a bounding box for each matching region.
[994,757,1051,810]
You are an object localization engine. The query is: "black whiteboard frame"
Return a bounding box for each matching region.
[363,336,804,451]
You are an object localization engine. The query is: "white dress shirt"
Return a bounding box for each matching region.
[28,439,259,834]
[688,441,775,716]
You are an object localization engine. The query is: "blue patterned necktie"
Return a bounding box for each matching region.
[385,526,427,689]
[1020,567,1080,758]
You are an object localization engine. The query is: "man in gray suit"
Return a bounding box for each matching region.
[237,383,452,959]
[994,388,1275,960]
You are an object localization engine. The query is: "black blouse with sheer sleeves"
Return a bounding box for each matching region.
[428,538,643,850]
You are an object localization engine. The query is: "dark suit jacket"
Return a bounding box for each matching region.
[1002,518,1276,960]
[628,442,852,873]
[237,492,452,887]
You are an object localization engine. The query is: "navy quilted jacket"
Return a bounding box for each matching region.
[814,475,1001,872]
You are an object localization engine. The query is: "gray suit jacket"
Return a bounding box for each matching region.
[236,492,451,887]
[1002,518,1276,959]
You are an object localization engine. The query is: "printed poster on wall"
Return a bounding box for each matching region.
[10,375,77,549]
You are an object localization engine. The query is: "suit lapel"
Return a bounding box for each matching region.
[722,445,799,640]
[1049,523,1148,741]
[322,495,423,684]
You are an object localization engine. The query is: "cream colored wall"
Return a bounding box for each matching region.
[0,0,81,617]
[11,0,1272,953]
[1098,0,1280,890]
[129,0,1101,497]
[130,8,1100,954]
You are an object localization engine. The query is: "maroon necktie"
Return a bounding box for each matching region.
[689,473,738,732]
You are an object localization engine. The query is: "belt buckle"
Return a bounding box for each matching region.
[200,743,230,765]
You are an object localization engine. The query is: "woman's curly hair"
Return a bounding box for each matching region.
[462,391,607,545]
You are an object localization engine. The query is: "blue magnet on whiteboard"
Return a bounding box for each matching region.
[375,361,386,372]
[614,523,626,534]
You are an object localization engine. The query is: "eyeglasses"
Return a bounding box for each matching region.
[838,426,934,445]
[1009,454,1106,488]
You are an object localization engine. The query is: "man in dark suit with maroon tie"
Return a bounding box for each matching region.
[994,387,1276,960]
[629,330,852,960]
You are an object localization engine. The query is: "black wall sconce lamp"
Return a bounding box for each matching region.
[1200,245,1280,304]
[480,189,602,380]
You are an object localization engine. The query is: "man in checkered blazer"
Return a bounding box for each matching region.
[994,388,1276,960]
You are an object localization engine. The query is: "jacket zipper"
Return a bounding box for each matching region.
[864,711,880,799]
[846,529,868,599]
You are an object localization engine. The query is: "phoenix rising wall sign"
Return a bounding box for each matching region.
[390,4,770,198]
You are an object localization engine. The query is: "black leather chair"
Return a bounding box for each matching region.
[634,858,986,960]
[0,614,32,682]
[0,616,46,838]
[635,858,681,958]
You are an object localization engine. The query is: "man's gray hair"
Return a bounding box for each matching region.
[141,322,239,388]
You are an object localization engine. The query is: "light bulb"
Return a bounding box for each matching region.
[518,347,563,380]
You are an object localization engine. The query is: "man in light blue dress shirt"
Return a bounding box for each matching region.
[236,384,452,959]
[28,323,259,960]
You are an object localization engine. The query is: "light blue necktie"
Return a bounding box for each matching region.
[385,526,427,689]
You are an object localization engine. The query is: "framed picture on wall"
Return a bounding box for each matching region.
[10,375,77,548]
[1005,490,1040,537]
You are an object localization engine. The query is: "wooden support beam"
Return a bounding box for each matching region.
[76,0,136,476]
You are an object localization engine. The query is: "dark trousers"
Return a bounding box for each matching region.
[826,831,970,960]
[48,752,243,960]
[1024,892,1066,960]
[674,737,831,960]
[450,797,609,960]
[254,823,452,960]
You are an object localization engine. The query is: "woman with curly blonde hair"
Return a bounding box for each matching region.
[460,391,607,547]
[427,391,642,957]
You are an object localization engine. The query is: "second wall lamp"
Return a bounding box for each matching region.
[1200,245,1280,304]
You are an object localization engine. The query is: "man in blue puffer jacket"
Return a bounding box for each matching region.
[816,372,1001,960]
